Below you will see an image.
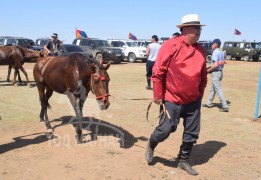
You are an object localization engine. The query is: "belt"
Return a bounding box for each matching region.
[213,70,222,72]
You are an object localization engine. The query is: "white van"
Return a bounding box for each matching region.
[108,39,147,62]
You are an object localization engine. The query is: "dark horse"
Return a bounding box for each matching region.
[0,46,45,86]
[33,53,112,142]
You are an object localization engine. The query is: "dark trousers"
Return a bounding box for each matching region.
[151,98,201,145]
[146,60,155,79]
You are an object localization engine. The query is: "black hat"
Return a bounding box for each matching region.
[51,33,58,38]
[211,39,221,46]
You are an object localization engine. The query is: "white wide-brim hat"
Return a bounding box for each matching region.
[177,14,206,28]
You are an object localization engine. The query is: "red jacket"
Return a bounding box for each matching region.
[152,35,207,105]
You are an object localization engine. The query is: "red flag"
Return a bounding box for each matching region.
[234,29,241,35]
[128,33,137,40]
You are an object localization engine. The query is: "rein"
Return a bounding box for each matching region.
[91,73,110,101]
[146,101,171,126]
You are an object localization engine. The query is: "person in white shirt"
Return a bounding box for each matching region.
[145,35,161,90]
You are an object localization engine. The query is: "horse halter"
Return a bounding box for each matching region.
[91,73,110,102]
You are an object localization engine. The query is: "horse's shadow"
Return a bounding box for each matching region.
[151,141,227,167]
[0,117,142,154]
[52,116,141,149]
[0,133,51,154]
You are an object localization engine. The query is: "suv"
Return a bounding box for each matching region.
[72,38,124,64]
[223,41,261,61]
[108,39,147,63]
[198,41,213,63]
[0,36,42,51]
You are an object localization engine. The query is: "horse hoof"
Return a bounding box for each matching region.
[46,133,53,139]
[39,121,45,125]
[76,135,83,144]
[13,84,19,87]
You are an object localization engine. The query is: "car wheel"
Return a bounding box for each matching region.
[206,55,212,63]
[242,55,250,62]
[96,53,102,63]
[113,58,121,64]
[252,56,259,62]
[128,53,137,63]
[225,55,232,60]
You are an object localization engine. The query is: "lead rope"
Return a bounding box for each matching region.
[146,101,171,126]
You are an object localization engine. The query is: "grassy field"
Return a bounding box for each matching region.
[0,60,261,179]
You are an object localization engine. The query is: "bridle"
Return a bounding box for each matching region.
[91,73,110,102]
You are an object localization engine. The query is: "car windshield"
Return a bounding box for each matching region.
[64,45,84,52]
[93,40,112,47]
[199,42,211,49]
[126,42,138,47]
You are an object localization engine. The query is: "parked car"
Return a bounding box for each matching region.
[198,40,213,63]
[72,38,124,64]
[0,36,42,51]
[57,44,92,57]
[223,41,261,61]
[108,39,147,62]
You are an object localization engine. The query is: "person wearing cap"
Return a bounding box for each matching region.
[145,14,207,175]
[145,35,162,90]
[172,32,180,38]
[202,39,229,112]
[44,33,62,56]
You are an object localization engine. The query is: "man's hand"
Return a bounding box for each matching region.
[154,99,163,105]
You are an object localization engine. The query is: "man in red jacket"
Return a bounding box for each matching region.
[145,14,207,176]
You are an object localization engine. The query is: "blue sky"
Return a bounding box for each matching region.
[1,1,260,44]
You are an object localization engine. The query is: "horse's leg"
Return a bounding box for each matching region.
[67,92,83,143]
[17,65,31,87]
[15,67,22,84]
[44,86,53,135]
[36,83,46,123]
[7,65,12,82]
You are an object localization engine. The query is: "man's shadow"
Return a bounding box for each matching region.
[0,133,50,154]
[213,100,231,109]
[52,116,144,149]
[151,141,227,167]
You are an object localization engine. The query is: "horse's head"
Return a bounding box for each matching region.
[39,50,48,57]
[91,61,111,110]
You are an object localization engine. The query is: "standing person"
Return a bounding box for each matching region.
[145,14,207,175]
[202,39,229,112]
[172,32,180,38]
[44,33,62,56]
[145,35,161,90]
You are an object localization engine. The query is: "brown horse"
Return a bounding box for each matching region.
[33,53,112,142]
[0,46,45,86]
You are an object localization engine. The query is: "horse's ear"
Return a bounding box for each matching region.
[104,61,112,70]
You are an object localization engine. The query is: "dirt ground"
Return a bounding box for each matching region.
[0,60,261,180]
